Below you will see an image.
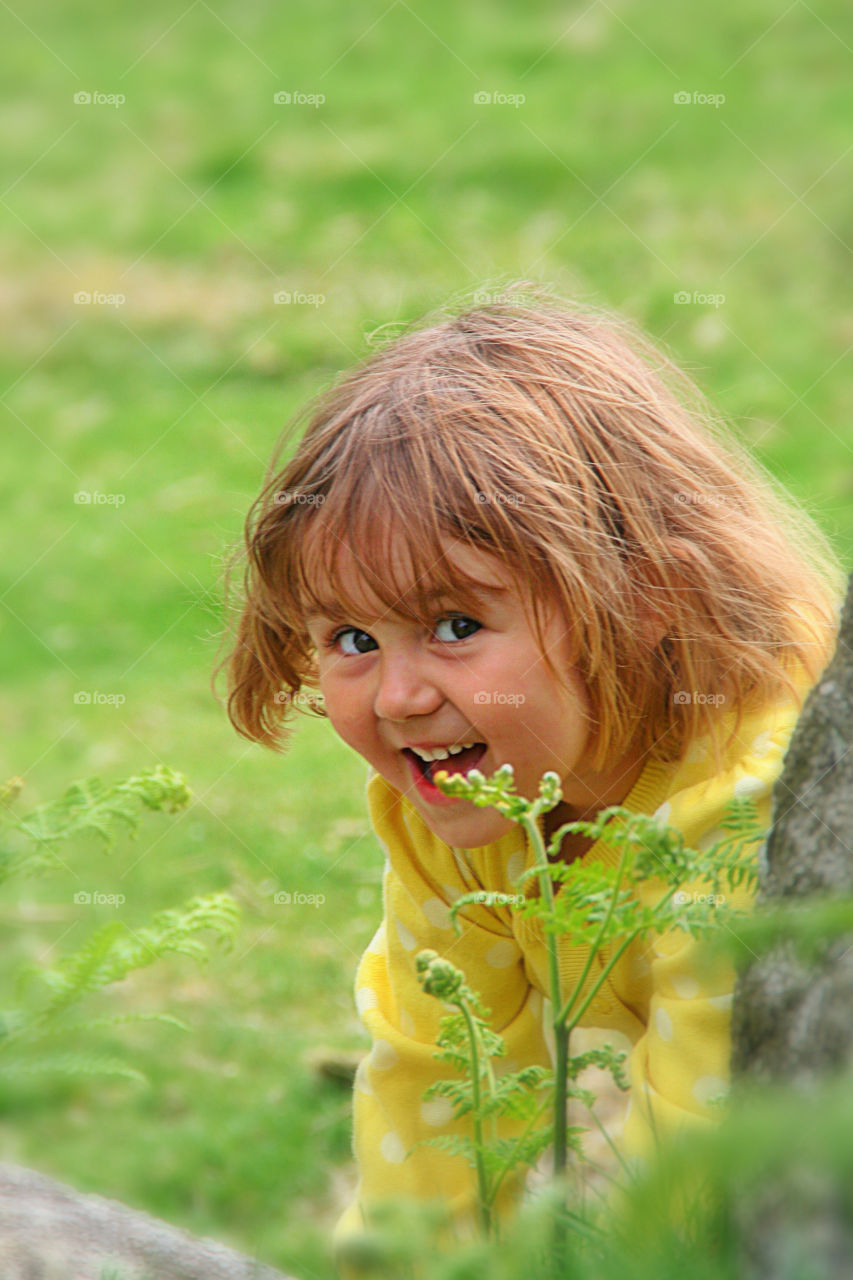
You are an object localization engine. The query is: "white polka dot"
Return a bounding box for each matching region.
[356,987,378,1013]
[506,850,525,884]
[670,975,699,999]
[733,774,767,800]
[399,1009,415,1036]
[693,1075,729,1107]
[370,1039,398,1070]
[394,917,416,951]
[653,800,672,829]
[420,1096,454,1126]
[750,731,773,758]
[708,993,733,1012]
[366,924,385,955]
[528,989,543,1020]
[654,1006,673,1042]
[379,1131,406,1162]
[355,1061,372,1094]
[422,897,452,929]
[485,939,518,968]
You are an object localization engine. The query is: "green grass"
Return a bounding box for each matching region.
[1,0,852,1276]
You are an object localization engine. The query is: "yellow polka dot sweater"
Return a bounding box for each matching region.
[333,659,820,1262]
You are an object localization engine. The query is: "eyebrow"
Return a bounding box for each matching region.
[304,583,509,624]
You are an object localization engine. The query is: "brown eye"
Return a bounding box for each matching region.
[435,615,481,642]
[325,627,377,655]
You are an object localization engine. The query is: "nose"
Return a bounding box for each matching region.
[372,647,443,722]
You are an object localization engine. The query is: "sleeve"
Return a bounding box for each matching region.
[616,835,764,1169]
[333,774,550,1270]
[619,918,742,1165]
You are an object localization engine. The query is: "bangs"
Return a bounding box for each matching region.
[293,466,523,632]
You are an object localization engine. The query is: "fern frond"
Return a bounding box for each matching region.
[1,766,192,883]
[10,893,239,1028]
[0,1052,148,1085]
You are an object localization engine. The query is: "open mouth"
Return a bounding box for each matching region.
[403,743,488,786]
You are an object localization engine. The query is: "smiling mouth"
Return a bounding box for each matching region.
[403,744,488,785]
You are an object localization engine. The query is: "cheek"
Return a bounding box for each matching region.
[317,675,362,741]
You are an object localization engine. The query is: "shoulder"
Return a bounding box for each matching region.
[653,661,819,849]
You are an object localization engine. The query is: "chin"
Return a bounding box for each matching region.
[424,811,515,850]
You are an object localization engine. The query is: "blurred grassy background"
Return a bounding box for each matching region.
[1,0,851,1275]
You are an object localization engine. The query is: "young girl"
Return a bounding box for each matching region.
[218,284,843,1258]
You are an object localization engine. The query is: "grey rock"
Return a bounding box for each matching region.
[731,572,853,1279]
[0,1162,295,1280]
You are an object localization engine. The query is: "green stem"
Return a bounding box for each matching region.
[557,838,631,1030]
[520,808,570,1267]
[457,996,493,1237]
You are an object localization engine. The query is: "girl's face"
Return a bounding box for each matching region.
[303,537,645,850]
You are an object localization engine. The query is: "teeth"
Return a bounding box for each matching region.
[410,742,480,762]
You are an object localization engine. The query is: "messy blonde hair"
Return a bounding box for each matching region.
[214,283,845,777]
